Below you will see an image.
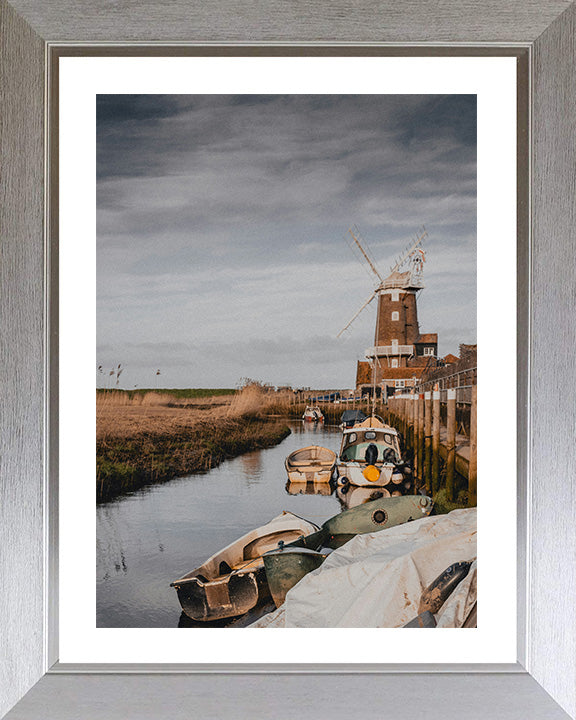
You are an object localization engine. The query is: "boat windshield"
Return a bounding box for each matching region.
[339,430,400,463]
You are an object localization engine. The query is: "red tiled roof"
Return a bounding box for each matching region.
[443,353,459,364]
[378,368,426,380]
[417,333,438,344]
[356,361,372,385]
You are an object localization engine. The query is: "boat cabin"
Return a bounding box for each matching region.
[339,425,401,465]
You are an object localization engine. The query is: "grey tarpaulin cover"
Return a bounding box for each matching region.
[250,508,477,628]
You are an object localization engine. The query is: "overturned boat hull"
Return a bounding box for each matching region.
[322,493,433,548]
[264,495,434,606]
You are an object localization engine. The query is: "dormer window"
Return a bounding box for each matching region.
[423,347,434,356]
[391,311,399,321]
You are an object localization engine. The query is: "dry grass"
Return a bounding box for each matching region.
[96,387,292,503]
[226,385,296,417]
[97,391,235,441]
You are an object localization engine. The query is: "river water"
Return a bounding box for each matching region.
[96,421,342,627]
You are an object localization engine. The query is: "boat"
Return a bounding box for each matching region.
[264,494,433,607]
[320,492,432,548]
[339,409,367,429]
[170,512,319,622]
[302,406,324,422]
[334,415,414,492]
[417,561,472,615]
[284,445,337,483]
[403,560,473,627]
[263,546,330,608]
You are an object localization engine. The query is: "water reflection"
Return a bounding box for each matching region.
[240,450,263,481]
[300,420,324,433]
[285,480,334,497]
[335,484,388,510]
[97,421,341,628]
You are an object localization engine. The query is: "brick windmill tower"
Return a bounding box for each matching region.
[338,228,438,396]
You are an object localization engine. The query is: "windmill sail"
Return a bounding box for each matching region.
[337,291,378,337]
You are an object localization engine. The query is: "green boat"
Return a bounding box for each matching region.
[323,493,433,549]
[264,546,330,608]
[264,494,433,607]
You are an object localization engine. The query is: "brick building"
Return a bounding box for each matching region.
[355,268,439,397]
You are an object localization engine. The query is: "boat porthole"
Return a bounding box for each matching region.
[372,509,388,525]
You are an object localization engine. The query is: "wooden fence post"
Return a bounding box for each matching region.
[446,388,456,501]
[432,389,441,493]
[424,391,432,494]
[469,384,477,506]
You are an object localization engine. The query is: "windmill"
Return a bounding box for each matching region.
[338,226,435,394]
[337,226,428,339]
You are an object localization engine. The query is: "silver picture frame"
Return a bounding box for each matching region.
[1,2,575,718]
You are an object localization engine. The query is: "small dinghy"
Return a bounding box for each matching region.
[285,445,337,483]
[302,406,324,422]
[264,494,433,607]
[170,512,319,622]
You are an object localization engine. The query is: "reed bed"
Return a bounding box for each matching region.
[96,387,290,503]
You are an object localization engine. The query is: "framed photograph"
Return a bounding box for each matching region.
[66,55,499,661]
[1,2,575,719]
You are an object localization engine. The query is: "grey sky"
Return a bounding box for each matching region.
[97,94,476,389]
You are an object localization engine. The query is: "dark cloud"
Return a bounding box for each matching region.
[97,94,476,388]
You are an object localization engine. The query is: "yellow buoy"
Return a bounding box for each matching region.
[362,465,381,483]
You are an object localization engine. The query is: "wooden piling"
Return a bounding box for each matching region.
[424,391,432,494]
[469,384,477,506]
[407,393,415,448]
[401,398,407,438]
[432,390,441,493]
[417,393,425,482]
[446,388,457,501]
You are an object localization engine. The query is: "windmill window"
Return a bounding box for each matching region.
[391,290,400,302]
[391,311,399,321]
[391,359,399,368]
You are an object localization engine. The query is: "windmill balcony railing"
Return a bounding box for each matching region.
[365,345,414,357]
